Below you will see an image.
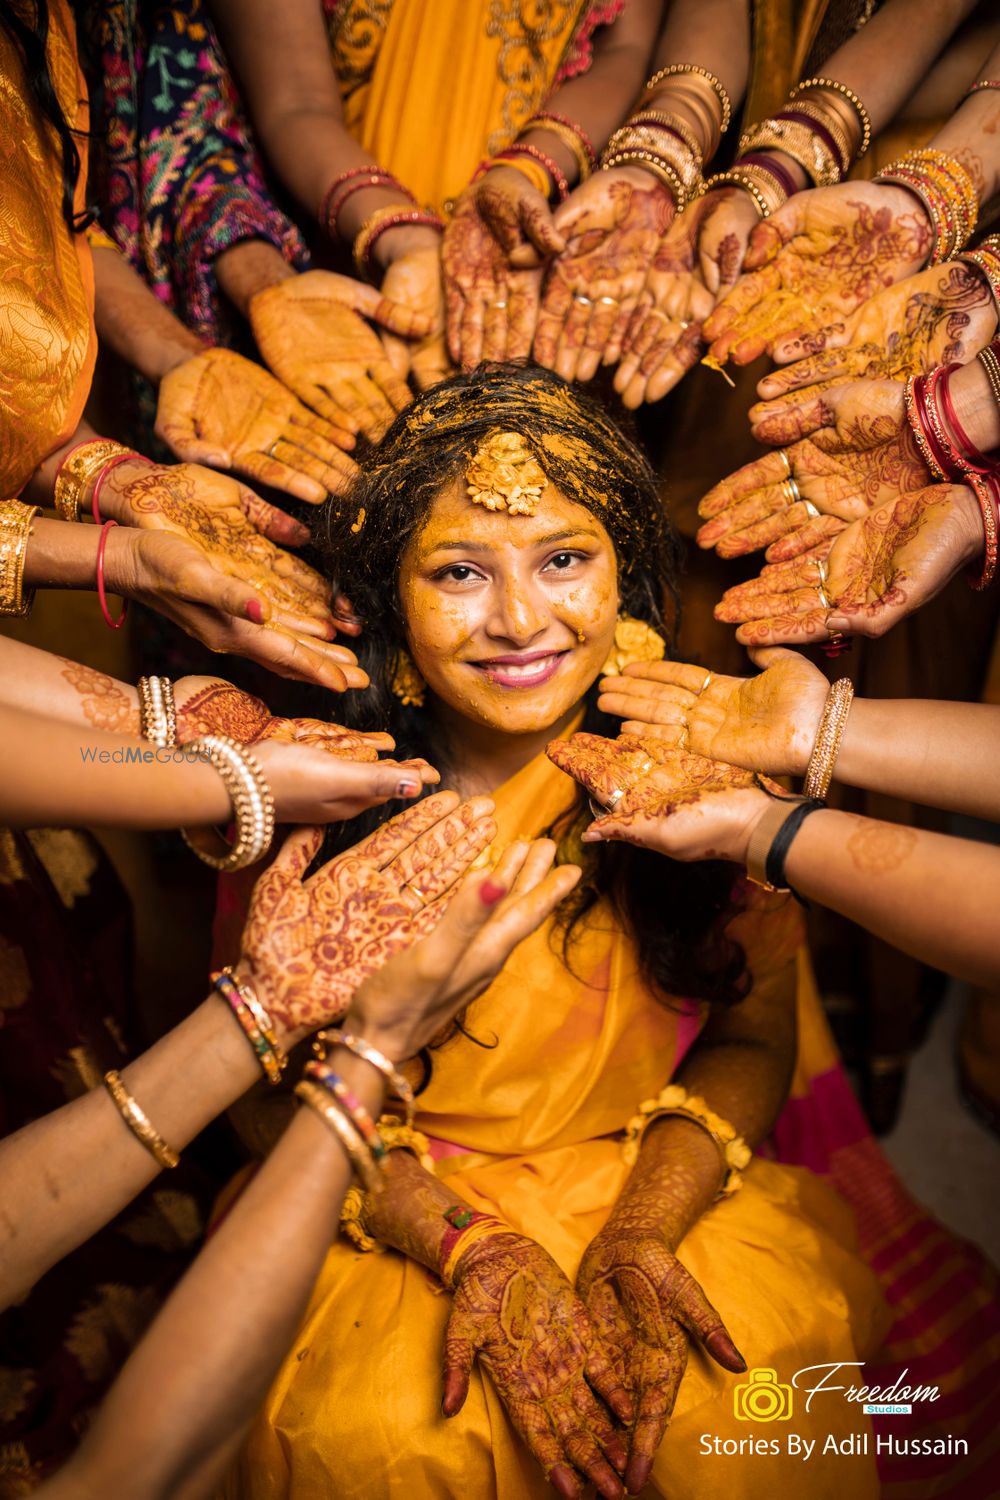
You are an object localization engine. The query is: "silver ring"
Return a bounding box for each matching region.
[604,786,626,811]
[489,299,508,309]
[781,476,802,506]
[803,499,820,519]
[403,880,429,907]
[597,295,618,306]
[815,557,832,610]
[778,449,792,479]
[574,294,593,307]
[267,440,282,459]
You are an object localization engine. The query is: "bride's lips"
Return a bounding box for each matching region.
[468,649,569,689]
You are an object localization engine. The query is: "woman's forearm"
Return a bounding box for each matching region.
[360,1146,478,1272]
[0,705,233,829]
[0,993,314,1309]
[34,1075,381,1500]
[932,39,1000,202]
[834,699,1000,819]
[784,808,1000,988]
[91,247,205,383]
[0,638,140,733]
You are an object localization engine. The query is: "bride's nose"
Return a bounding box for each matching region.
[488,574,548,644]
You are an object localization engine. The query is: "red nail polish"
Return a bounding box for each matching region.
[479,879,506,906]
[397,779,418,797]
[246,599,263,623]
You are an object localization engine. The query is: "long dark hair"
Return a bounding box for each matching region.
[319,364,749,1013]
[1,0,94,230]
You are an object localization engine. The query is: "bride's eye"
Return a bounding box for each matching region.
[544,550,586,572]
[434,563,484,584]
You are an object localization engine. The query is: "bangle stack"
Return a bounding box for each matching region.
[181,734,275,871]
[803,678,855,800]
[601,117,702,210]
[0,498,39,617]
[103,1069,179,1170]
[700,161,790,220]
[137,675,177,747]
[321,164,415,237]
[322,1028,415,1126]
[875,150,979,264]
[478,142,570,202]
[296,1067,388,1192]
[958,234,1000,322]
[53,438,137,523]
[905,364,1000,482]
[641,63,732,160]
[521,111,597,183]
[212,966,287,1084]
[621,1082,752,1198]
[439,1206,513,1288]
[352,205,444,280]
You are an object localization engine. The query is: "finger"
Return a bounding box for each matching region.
[505,1406,583,1499]
[386,796,495,886]
[366,360,414,416]
[444,278,466,367]
[519,199,566,258]
[351,790,462,868]
[459,294,489,371]
[702,262,779,342]
[158,427,233,470]
[220,619,367,692]
[342,374,399,438]
[716,584,821,623]
[713,503,820,560]
[642,326,703,404]
[626,1371,681,1496]
[748,390,836,446]
[697,450,793,520]
[742,213,791,270]
[558,1423,623,1500]
[620,659,714,694]
[399,819,499,914]
[597,689,687,727]
[674,1274,745,1372]
[441,1313,476,1417]
[481,297,511,363]
[506,276,540,362]
[468,862,581,978]
[533,277,574,370]
[554,298,595,383]
[348,282,433,339]
[237,489,311,547]
[697,484,790,552]
[756,342,874,399]
[503,835,557,899]
[265,436,359,497]
[586,1341,635,1426]
[577,297,624,382]
[732,608,831,647]
[237,450,326,506]
[765,513,848,562]
[263,825,323,885]
[403,856,520,987]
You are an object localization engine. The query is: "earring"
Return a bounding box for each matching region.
[601,615,666,677]
[391,649,425,707]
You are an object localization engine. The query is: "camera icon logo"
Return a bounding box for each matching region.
[734,1368,794,1423]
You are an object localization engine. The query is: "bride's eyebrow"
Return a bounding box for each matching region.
[424,527,602,557]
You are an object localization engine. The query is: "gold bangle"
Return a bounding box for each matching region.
[604,125,701,196]
[602,150,689,207]
[440,1217,512,1289]
[521,118,592,182]
[791,76,871,158]
[959,236,1000,322]
[625,109,702,163]
[642,64,731,136]
[0,499,40,617]
[876,150,979,264]
[54,439,135,523]
[296,1080,382,1193]
[803,678,854,801]
[180,734,275,872]
[622,1083,751,1199]
[483,152,551,198]
[701,168,777,219]
[779,98,853,176]
[137,675,177,747]
[738,117,841,187]
[978,343,1000,410]
[103,1070,180,1170]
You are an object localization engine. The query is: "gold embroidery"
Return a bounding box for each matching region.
[329,0,394,100]
[64,1284,159,1383]
[25,829,97,908]
[0,937,30,1011]
[118,1190,203,1252]
[486,0,580,152]
[0,1371,35,1427]
[0,1,94,495]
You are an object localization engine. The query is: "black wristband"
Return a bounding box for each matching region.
[765,797,825,890]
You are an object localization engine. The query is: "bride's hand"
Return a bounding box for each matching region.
[577,1226,744,1493]
[235,791,495,1040]
[597,650,829,776]
[442,1230,628,1500]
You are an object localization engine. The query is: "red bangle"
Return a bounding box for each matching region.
[530,109,598,172]
[495,143,569,203]
[96,519,128,629]
[966,472,999,589]
[319,165,412,236]
[907,373,953,479]
[937,365,999,475]
[91,452,138,525]
[357,209,443,278]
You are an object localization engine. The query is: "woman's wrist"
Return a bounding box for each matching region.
[944,357,1000,458]
[611,1113,725,1248]
[372,221,444,271]
[90,456,159,524]
[215,240,296,317]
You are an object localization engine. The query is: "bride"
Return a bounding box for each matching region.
[222,365,887,1500]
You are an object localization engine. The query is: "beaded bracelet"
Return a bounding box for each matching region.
[978,340,1000,410]
[104,1070,179,1169]
[54,439,137,523]
[736,152,799,203]
[296,1079,383,1193]
[803,678,855,800]
[181,734,275,871]
[137,675,177,748]
[966,472,999,590]
[738,116,841,187]
[790,76,871,159]
[352,205,444,279]
[964,80,1000,99]
[522,111,596,182]
[213,967,287,1084]
[322,1029,415,1125]
[603,150,689,208]
[776,103,851,177]
[304,1059,387,1164]
[439,1208,513,1288]
[642,64,732,137]
[621,1083,751,1198]
[0,498,39,617]
[603,123,701,205]
[700,166,781,219]
[876,150,978,265]
[320,165,413,237]
[495,142,569,202]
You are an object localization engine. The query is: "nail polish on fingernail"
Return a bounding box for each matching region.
[479,879,507,906]
[246,599,263,623]
[397,779,418,797]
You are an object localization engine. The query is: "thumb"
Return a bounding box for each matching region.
[675,1271,746,1374]
[747,645,801,672]
[442,1310,477,1417]
[350,281,433,339]
[518,200,566,258]
[177,551,273,626]
[743,219,783,271]
[156,419,232,472]
[417,868,509,973]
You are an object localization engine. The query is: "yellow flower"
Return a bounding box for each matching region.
[601,617,666,677]
[466,431,547,517]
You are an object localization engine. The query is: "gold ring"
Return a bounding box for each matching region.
[604,786,626,811]
[489,299,508,309]
[815,557,833,610]
[781,476,802,506]
[267,440,282,459]
[403,881,429,906]
[677,725,689,748]
[697,671,712,695]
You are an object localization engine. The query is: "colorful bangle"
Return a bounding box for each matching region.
[803,677,855,800]
[352,206,443,279]
[304,1060,387,1162]
[905,373,951,479]
[181,734,275,872]
[54,439,137,523]
[966,472,999,590]
[103,1069,179,1170]
[790,76,871,159]
[495,142,569,202]
[137,675,177,748]
[212,967,287,1084]
[296,1079,382,1193]
[958,237,1000,323]
[876,150,979,265]
[439,1208,512,1289]
[96,519,128,630]
[964,80,1000,100]
[323,1030,415,1126]
[621,1083,751,1198]
[522,112,596,182]
[0,498,39,617]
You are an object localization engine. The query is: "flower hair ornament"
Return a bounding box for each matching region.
[465,430,548,516]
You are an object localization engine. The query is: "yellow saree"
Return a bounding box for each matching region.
[328,0,603,214]
[0,0,96,498]
[223,750,889,1500]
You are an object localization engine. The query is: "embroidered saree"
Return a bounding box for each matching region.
[0,0,95,497]
[222,751,898,1499]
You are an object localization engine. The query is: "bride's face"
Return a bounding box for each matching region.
[399,479,619,734]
